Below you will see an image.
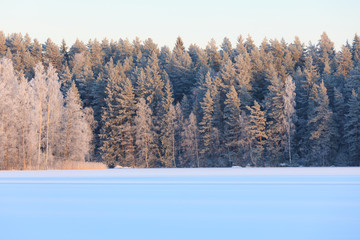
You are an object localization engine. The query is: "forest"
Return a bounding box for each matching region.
[0,31,359,170]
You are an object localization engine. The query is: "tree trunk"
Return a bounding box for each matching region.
[22,128,26,170]
[45,96,51,169]
[195,132,199,168]
[145,139,149,168]
[38,102,43,169]
[172,133,176,168]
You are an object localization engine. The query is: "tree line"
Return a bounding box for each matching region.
[0,31,360,169]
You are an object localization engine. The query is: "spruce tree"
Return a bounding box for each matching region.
[167,37,193,102]
[344,90,360,165]
[100,63,125,167]
[308,81,335,166]
[59,65,73,94]
[43,38,62,71]
[220,37,232,60]
[199,89,214,164]
[233,52,252,107]
[117,78,136,167]
[159,80,176,167]
[264,66,285,165]
[246,101,267,167]
[206,39,221,72]
[0,31,6,57]
[352,34,360,65]
[181,112,199,167]
[336,45,353,78]
[333,87,345,151]
[223,85,241,165]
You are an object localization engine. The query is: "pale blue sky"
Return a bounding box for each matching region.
[1,0,359,49]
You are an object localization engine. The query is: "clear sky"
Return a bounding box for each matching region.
[1,0,359,49]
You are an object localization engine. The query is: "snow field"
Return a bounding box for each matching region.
[0,167,359,240]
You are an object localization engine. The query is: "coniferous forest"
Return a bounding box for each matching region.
[1,31,360,170]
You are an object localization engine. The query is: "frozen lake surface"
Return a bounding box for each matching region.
[1,167,359,240]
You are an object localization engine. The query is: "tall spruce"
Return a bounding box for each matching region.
[344,90,360,165]
[264,66,286,165]
[223,85,241,166]
[199,89,214,164]
[246,101,267,167]
[308,81,335,166]
[181,112,200,167]
[159,80,176,167]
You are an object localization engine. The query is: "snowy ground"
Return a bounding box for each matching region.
[0,168,359,240]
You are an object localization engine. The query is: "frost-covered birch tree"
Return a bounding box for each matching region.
[64,82,93,163]
[134,98,155,168]
[283,76,296,165]
[0,58,20,169]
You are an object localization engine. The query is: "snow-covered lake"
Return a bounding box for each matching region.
[1,168,359,240]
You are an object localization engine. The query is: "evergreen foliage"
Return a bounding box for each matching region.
[1,32,360,168]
